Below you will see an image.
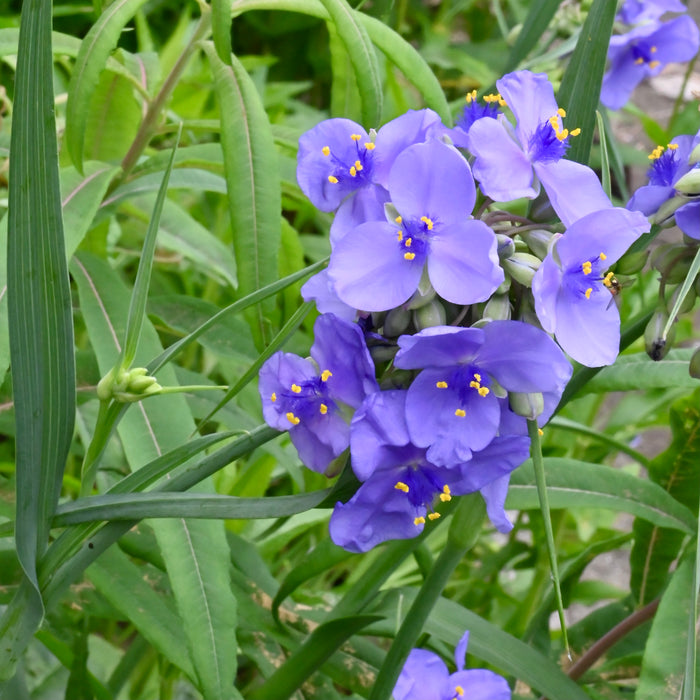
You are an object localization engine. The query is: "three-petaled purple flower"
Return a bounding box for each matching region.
[468,70,611,227]
[327,140,504,312]
[532,208,650,367]
[447,90,505,150]
[329,390,530,552]
[258,313,378,472]
[601,16,700,111]
[617,0,687,25]
[394,320,572,468]
[394,630,511,700]
[627,134,700,239]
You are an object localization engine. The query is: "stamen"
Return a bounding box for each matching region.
[570,127,581,136]
[349,166,357,177]
[405,237,412,248]
[350,134,361,141]
[364,142,375,150]
[328,175,339,184]
[428,512,441,521]
[649,145,665,160]
[669,143,679,150]
[469,379,480,389]
[582,261,592,275]
[420,216,434,230]
[286,412,300,425]
[319,403,328,415]
[354,160,363,171]
[436,381,448,389]
[585,288,592,299]
[557,128,569,141]
[454,686,465,697]
[395,215,402,223]
[478,387,490,397]
[440,485,452,502]
[635,57,645,65]
[414,516,426,525]
[473,373,481,382]
[455,409,466,417]
[650,45,658,53]
[321,369,333,382]
[395,481,410,493]
[397,230,403,242]
[466,89,477,103]
[603,272,615,288]
[404,252,416,261]
[538,428,544,436]
[322,146,330,156]
[649,60,660,69]
[291,384,302,393]
[600,252,607,260]
[557,107,566,117]
[271,392,277,402]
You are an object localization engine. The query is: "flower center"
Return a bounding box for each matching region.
[528,108,580,163]
[456,91,505,132]
[566,252,612,301]
[435,366,491,416]
[323,134,375,187]
[271,370,334,425]
[631,42,660,69]
[393,464,452,525]
[397,215,434,263]
[647,142,680,186]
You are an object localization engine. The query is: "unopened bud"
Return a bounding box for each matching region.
[407,273,436,309]
[690,143,700,165]
[644,310,676,361]
[413,299,447,330]
[520,229,554,259]
[496,234,515,261]
[650,243,692,283]
[689,347,700,379]
[509,391,544,420]
[502,252,541,287]
[615,249,649,275]
[383,306,411,337]
[483,293,511,321]
[674,166,700,195]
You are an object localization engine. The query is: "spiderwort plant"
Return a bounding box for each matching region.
[393,630,511,700]
[258,313,378,472]
[617,0,687,25]
[532,208,650,367]
[468,70,611,226]
[328,140,504,311]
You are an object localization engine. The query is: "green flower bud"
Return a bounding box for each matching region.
[502,252,541,287]
[690,143,700,166]
[644,310,676,361]
[383,306,412,337]
[650,243,692,284]
[509,391,544,420]
[615,249,649,275]
[407,271,436,309]
[483,293,512,321]
[413,299,447,330]
[496,234,515,261]
[689,347,700,379]
[674,166,700,195]
[520,229,554,259]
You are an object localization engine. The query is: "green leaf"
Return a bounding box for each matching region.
[557,0,616,164]
[211,0,232,63]
[318,0,382,127]
[630,389,700,605]
[71,252,240,700]
[3,0,76,683]
[595,110,612,199]
[504,0,561,72]
[204,43,281,349]
[86,546,196,680]
[637,556,694,700]
[329,20,363,122]
[65,0,150,171]
[508,458,696,534]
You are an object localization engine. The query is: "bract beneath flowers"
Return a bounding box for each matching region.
[328,140,504,311]
[258,313,378,472]
[532,208,650,367]
[394,630,511,700]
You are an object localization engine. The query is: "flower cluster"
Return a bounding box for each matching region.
[601,0,699,111]
[394,630,510,700]
[259,69,651,552]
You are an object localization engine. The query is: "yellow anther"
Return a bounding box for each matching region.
[582,261,592,275]
[349,166,357,177]
[271,392,277,402]
[428,512,441,521]
[404,252,416,261]
[455,408,466,417]
[538,428,544,436]
[291,384,302,393]
[473,373,481,382]
[414,516,426,525]
[556,128,569,142]
[478,387,490,397]
[364,142,375,150]
[557,107,566,118]
[395,481,410,493]
[420,216,434,230]
[395,215,402,223]
[585,287,592,299]
[320,403,328,415]
[603,271,615,287]
[328,175,339,183]
[286,412,300,425]
[454,686,465,697]
[649,60,660,69]
[322,146,330,156]
[635,57,645,65]
[397,230,403,242]
[466,89,477,103]
[351,134,361,141]
[469,380,480,390]
[440,485,452,502]
[600,252,607,260]
[650,45,658,53]
[570,127,581,137]
[354,160,363,171]
[321,369,333,382]
[669,143,679,150]
[436,381,448,389]
[405,237,412,248]
[498,96,507,107]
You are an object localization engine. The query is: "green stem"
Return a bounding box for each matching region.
[368,494,486,700]
[528,419,569,657]
[79,400,119,498]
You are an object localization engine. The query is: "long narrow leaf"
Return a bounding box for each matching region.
[504,0,561,72]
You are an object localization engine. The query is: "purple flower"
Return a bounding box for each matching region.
[258,314,378,472]
[532,208,650,367]
[328,140,504,312]
[329,390,530,552]
[468,70,611,227]
[628,135,700,239]
[618,0,687,26]
[394,321,571,467]
[394,631,511,700]
[296,109,442,213]
[443,91,505,150]
[300,269,358,323]
[601,15,700,111]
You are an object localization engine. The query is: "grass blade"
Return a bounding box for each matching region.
[504,0,561,72]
